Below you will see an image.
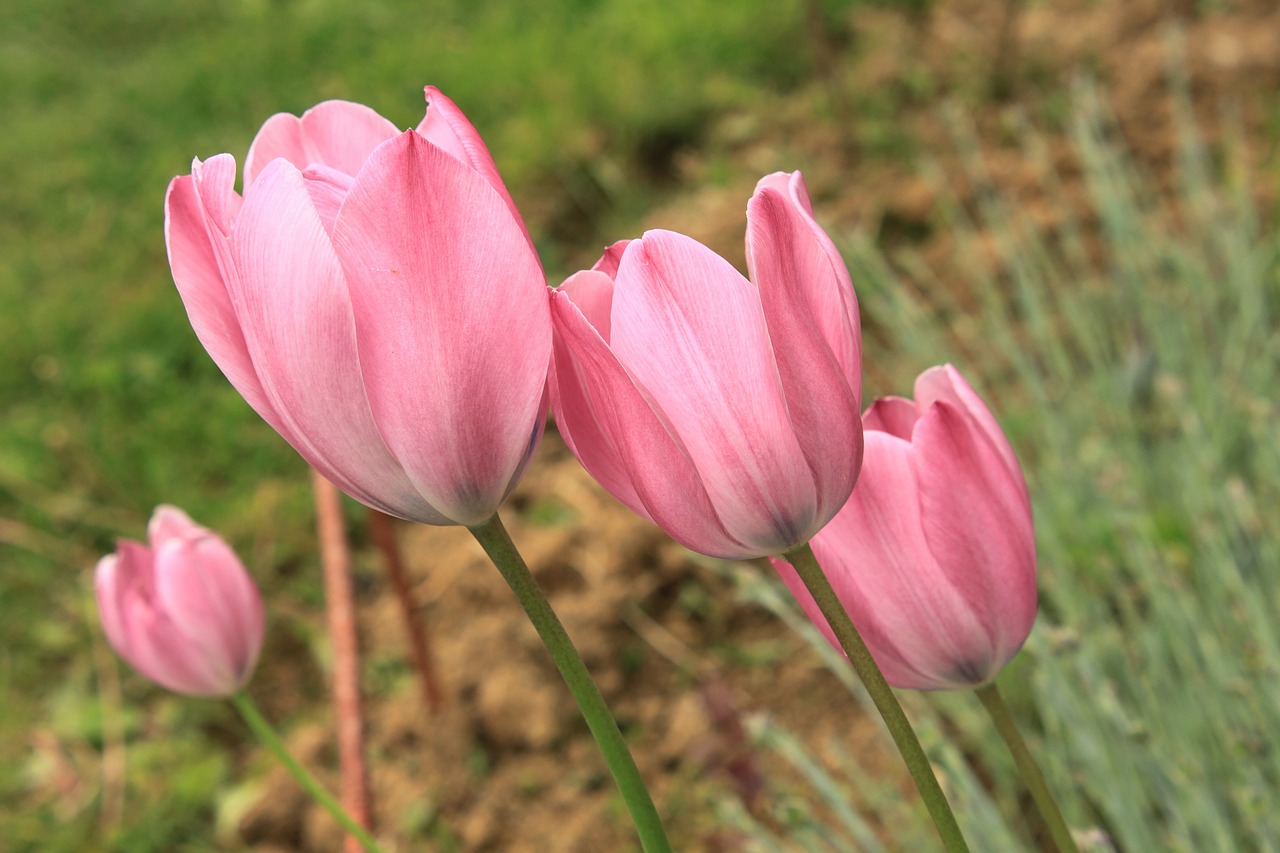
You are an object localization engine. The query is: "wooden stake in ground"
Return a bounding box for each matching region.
[311,470,374,853]
[367,508,445,713]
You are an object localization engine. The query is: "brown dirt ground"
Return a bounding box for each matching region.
[235,1,1280,850]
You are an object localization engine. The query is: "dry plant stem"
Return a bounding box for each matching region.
[975,682,1079,853]
[312,470,373,853]
[468,514,673,853]
[783,542,971,853]
[367,508,445,713]
[232,692,384,853]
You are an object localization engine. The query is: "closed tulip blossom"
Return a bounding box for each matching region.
[773,365,1038,691]
[550,171,863,559]
[165,87,550,525]
[96,506,264,697]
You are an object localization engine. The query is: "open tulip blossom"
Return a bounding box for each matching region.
[774,364,1039,691]
[165,87,550,526]
[95,505,264,698]
[549,171,863,559]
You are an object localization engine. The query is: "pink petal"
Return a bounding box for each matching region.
[748,172,861,395]
[166,159,291,440]
[915,365,1023,484]
[416,87,536,258]
[550,290,744,557]
[147,504,201,545]
[610,231,817,553]
[746,174,864,525]
[911,402,1038,670]
[557,269,615,342]
[245,100,398,187]
[331,131,550,525]
[862,396,918,439]
[229,158,444,522]
[592,240,630,277]
[774,432,999,689]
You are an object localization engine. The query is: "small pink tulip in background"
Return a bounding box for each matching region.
[774,365,1038,690]
[96,506,264,697]
[165,87,550,526]
[549,171,863,559]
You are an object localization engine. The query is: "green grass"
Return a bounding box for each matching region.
[717,74,1280,851]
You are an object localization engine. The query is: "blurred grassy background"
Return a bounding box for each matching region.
[2,0,1279,850]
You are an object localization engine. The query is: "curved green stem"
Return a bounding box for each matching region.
[782,542,970,853]
[975,682,1078,853]
[231,692,384,853]
[468,514,672,853]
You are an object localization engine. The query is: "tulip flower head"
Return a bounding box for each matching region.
[773,365,1038,690]
[165,87,550,526]
[550,171,863,559]
[96,506,265,697]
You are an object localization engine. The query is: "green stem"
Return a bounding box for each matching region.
[783,542,970,853]
[469,514,672,853]
[231,692,384,853]
[975,682,1078,853]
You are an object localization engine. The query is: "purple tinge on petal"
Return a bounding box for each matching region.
[332,130,550,525]
[609,231,818,554]
[245,100,399,187]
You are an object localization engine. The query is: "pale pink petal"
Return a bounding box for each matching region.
[166,160,292,441]
[862,396,918,439]
[550,290,744,557]
[331,131,549,525]
[911,402,1038,671]
[416,87,535,258]
[245,100,398,187]
[230,158,445,522]
[610,231,817,553]
[300,164,355,236]
[146,505,201,544]
[747,176,864,524]
[557,269,615,342]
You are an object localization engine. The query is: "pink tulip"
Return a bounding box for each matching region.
[165,87,550,526]
[549,171,863,559]
[773,365,1038,690]
[96,506,265,697]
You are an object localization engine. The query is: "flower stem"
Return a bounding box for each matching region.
[782,542,970,853]
[230,692,384,853]
[469,514,672,853]
[975,682,1078,853]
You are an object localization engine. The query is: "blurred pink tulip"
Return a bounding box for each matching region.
[773,365,1038,690]
[96,506,265,697]
[550,171,863,559]
[165,87,550,526]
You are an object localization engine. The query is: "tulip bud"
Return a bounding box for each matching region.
[96,506,265,697]
[773,365,1038,690]
[165,87,550,526]
[549,171,863,559]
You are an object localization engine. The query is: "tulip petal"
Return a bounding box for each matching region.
[749,172,861,393]
[911,401,1038,671]
[246,100,399,187]
[747,175,864,523]
[862,396,918,440]
[592,240,629,278]
[417,87,535,257]
[550,289,745,557]
[610,231,817,553]
[166,159,292,441]
[915,365,1024,485]
[332,131,549,524]
[775,432,999,689]
[230,158,445,522]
